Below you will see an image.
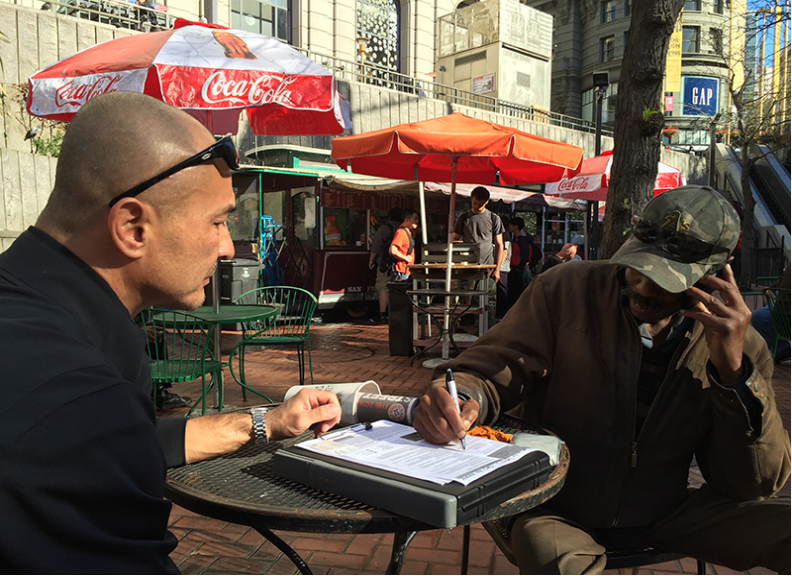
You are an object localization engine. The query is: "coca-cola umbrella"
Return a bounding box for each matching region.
[27,19,351,136]
[544,150,685,201]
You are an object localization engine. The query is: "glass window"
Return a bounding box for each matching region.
[600,36,615,62]
[709,28,723,55]
[682,26,700,53]
[229,174,260,242]
[601,0,616,23]
[357,0,400,72]
[624,0,631,17]
[684,0,701,11]
[230,0,288,42]
[713,0,724,14]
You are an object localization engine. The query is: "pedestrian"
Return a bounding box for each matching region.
[414,185,790,574]
[368,207,402,324]
[389,208,419,281]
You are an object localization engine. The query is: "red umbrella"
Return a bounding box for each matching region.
[27,19,351,136]
[544,150,685,201]
[332,113,583,360]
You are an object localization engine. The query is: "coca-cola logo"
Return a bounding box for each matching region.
[557,177,593,192]
[54,75,124,108]
[201,71,297,106]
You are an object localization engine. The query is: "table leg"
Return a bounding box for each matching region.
[462,524,470,575]
[254,525,313,575]
[386,530,417,575]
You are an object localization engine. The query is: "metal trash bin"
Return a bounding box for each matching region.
[219,259,264,329]
[387,281,413,356]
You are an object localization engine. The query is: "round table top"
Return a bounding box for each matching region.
[164,413,569,535]
[152,305,277,324]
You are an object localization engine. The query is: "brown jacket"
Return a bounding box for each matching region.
[430,261,790,528]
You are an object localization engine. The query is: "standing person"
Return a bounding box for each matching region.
[389,208,420,281]
[0,93,342,573]
[750,266,791,363]
[368,207,402,324]
[506,216,533,311]
[496,215,512,320]
[542,242,577,272]
[413,186,790,574]
[453,186,506,280]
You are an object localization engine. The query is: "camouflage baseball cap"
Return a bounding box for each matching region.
[610,185,740,293]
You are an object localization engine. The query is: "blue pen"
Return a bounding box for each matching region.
[445,369,466,450]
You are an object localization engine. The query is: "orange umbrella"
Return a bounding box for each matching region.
[331,113,583,185]
[332,113,582,360]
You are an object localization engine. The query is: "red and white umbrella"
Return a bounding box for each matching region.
[544,150,685,201]
[27,20,351,136]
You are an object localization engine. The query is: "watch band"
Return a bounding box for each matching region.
[249,407,268,444]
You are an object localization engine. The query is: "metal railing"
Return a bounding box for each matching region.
[42,0,172,32]
[300,50,612,137]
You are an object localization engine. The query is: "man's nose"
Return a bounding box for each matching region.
[218,225,234,260]
[634,275,665,299]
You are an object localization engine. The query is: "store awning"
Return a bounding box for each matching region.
[425,182,585,210]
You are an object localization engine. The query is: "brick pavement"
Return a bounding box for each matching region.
[161,320,790,575]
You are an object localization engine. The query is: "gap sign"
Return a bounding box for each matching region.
[683,76,719,116]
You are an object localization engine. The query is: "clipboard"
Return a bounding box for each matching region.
[273,435,551,529]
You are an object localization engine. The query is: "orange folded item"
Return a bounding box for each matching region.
[467,425,513,443]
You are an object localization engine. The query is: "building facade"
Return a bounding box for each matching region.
[526,0,755,149]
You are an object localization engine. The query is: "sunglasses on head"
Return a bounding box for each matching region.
[108,136,240,208]
[630,214,731,263]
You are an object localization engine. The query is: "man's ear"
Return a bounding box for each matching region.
[108,199,150,259]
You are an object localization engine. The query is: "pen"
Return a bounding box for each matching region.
[445,369,466,450]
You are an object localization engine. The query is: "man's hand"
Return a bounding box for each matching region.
[413,386,479,445]
[491,268,501,282]
[681,263,750,384]
[265,388,342,441]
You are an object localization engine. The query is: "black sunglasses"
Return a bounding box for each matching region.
[631,215,731,263]
[108,136,240,208]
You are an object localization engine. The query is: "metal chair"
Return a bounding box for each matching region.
[229,287,318,398]
[138,308,222,416]
[763,287,791,362]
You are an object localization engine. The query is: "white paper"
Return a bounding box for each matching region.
[296,420,538,486]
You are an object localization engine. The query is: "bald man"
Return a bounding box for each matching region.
[542,242,577,273]
[0,93,341,572]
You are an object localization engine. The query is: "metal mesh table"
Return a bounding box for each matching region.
[165,412,569,574]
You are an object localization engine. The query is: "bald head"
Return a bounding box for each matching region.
[38,93,209,236]
[558,243,577,261]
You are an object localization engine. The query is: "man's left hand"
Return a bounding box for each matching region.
[681,263,751,384]
[492,268,500,282]
[265,388,342,441]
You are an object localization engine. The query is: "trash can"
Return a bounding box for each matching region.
[388,281,412,356]
[219,259,264,329]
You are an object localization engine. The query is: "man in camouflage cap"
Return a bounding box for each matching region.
[412,185,790,574]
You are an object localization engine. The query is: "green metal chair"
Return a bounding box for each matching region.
[763,288,791,362]
[229,286,318,397]
[138,308,222,416]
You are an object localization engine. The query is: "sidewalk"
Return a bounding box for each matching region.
[162,320,790,575]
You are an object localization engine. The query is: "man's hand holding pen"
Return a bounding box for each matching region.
[413,374,480,446]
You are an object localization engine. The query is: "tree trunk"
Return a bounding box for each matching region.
[600,0,685,259]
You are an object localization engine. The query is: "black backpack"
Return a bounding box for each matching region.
[378,222,398,273]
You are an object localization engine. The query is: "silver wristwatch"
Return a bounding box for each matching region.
[249,407,268,444]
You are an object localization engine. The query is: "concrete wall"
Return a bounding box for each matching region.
[0,147,57,250]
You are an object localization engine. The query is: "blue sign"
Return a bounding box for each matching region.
[683,76,719,116]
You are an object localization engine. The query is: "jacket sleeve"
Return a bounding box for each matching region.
[696,332,791,500]
[425,273,557,424]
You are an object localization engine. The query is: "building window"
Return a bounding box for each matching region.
[684,0,701,11]
[710,28,723,55]
[601,0,616,23]
[358,0,400,72]
[624,0,631,17]
[600,36,615,62]
[713,0,724,14]
[682,26,700,53]
[230,0,289,42]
